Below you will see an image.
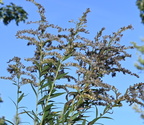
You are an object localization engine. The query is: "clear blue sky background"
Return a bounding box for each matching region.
[0,0,144,125]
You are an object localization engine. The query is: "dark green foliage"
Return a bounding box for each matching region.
[136,0,144,24]
[0,3,28,25]
[0,96,3,103]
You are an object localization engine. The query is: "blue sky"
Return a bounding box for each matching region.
[0,0,144,125]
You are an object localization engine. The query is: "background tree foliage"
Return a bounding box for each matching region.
[131,40,144,119]
[130,0,144,120]
[136,0,144,23]
[0,1,28,25]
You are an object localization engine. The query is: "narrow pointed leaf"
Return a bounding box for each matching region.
[63,53,73,61]
[51,92,65,98]
[30,83,37,96]
[18,106,27,109]
[95,123,104,125]
[18,93,24,103]
[39,82,49,90]
[32,110,40,121]
[40,79,45,86]
[23,110,34,120]
[88,117,99,125]
[9,97,16,107]
[44,103,53,112]
[56,73,68,79]
[5,119,14,125]
[37,95,49,105]
[70,112,80,121]
[100,116,113,120]
[96,106,98,118]
[33,60,40,68]
[82,119,87,125]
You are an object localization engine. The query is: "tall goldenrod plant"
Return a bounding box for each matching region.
[1,0,144,125]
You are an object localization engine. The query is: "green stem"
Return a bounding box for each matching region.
[34,87,39,125]
[34,36,44,125]
[16,78,20,125]
[40,60,62,125]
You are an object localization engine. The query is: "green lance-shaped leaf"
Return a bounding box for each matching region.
[30,83,37,96]
[9,97,16,107]
[70,112,81,121]
[41,104,55,123]
[38,78,53,96]
[39,82,49,91]
[5,119,15,125]
[63,52,73,61]
[96,106,99,118]
[63,101,70,113]
[103,105,111,114]
[37,95,49,105]
[32,110,40,121]
[99,116,113,120]
[64,109,71,122]
[18,106,27,110]
[82,119,87,125]
[18,93,24,103]
[41,78,53,90]
[89,116,113,125]
[95,123,104,125]
[88,117,101,125]
[56,73,68,80]
[59,100,72,123]
[40,78,46,86]
[50,92,65,99]
[40,65,51,77]
[44,104,54,112]
[23,110,35,120]
[88,105,113,125]
[33,60,40,70]
[39,77,53,90]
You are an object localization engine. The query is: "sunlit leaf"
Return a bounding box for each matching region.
[70,112,80,121]
[82,119,87,125]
